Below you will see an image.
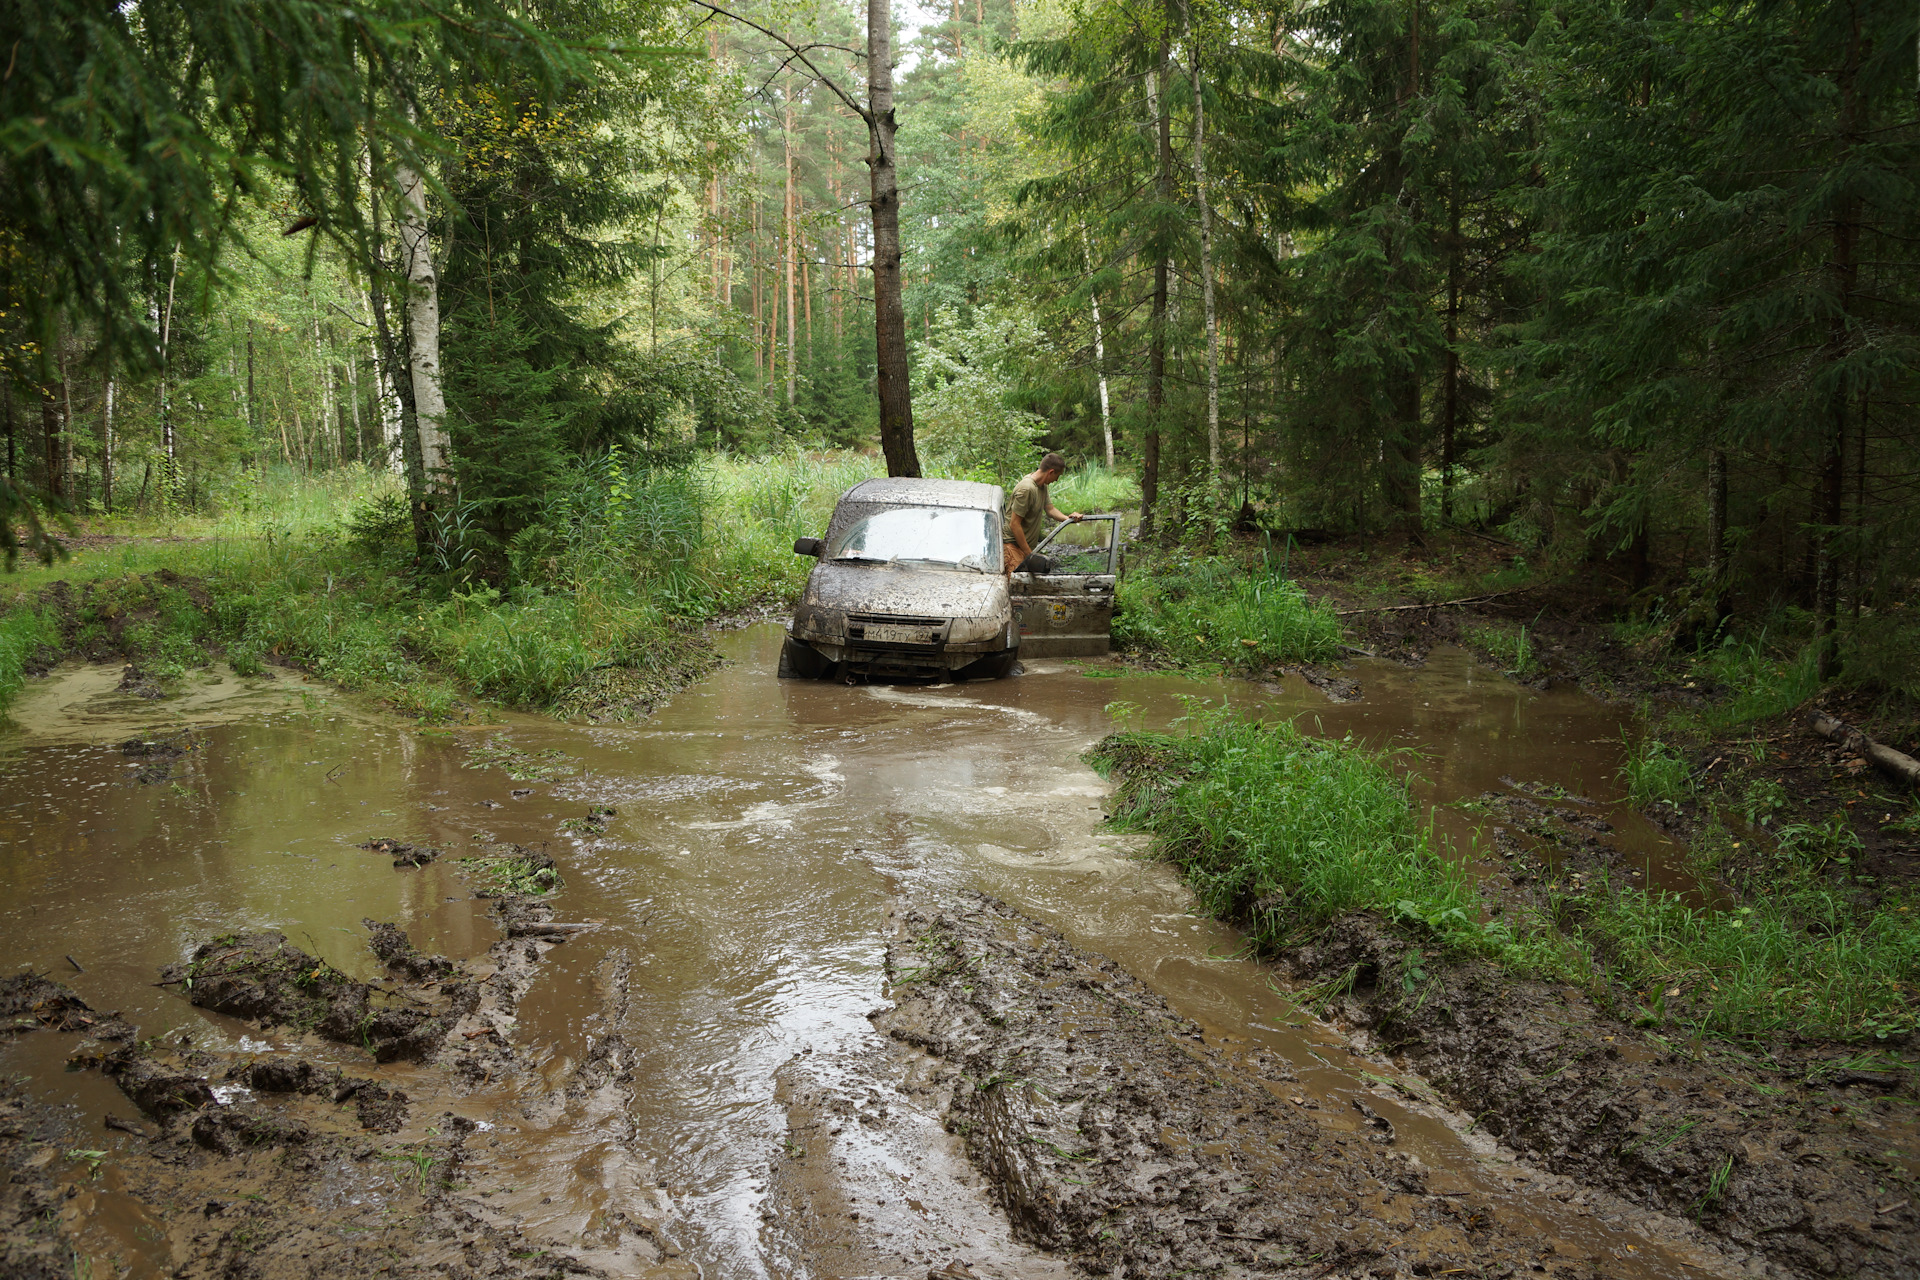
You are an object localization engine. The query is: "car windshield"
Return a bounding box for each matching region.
[827,506,996,572]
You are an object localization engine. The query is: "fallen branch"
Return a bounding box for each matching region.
[1335,586,1539,617]
[1808,710,1920,789]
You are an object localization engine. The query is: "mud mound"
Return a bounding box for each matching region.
[361,836,441,868]
[881,893,1660,1279]
[365,918,458,982]
[102,1049,217,1120]
[190,1104,312,1155]
[160,931,466,1063]
[0,973,133,1040]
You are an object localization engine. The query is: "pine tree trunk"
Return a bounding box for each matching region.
[58,345,74,502]
[1142,49,1172,538]
[866,0,921,477]
[100,375,114,513]
[1814,8,1862,682]
[2,379,14,483]
[1441,182,1461,522]
[1185,16,1222,498]
[40,385,60,502]
[396,154,450,495]
[1706,447,1727,621]
[784,85,798,406]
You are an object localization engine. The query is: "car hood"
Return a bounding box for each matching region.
[802,562,1009,618]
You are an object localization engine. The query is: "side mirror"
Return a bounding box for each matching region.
[793,537,824,557]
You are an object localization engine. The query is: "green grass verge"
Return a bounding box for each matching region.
[1091,709,1919,1045]
[1113,556,1344,669]
[1088,712,1554,964]
[0,605,59,712]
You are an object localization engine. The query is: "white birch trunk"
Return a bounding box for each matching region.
[101,377,114,513]
[396,156,451,492]
[1081,226,1114,467]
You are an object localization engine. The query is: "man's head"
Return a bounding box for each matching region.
[1037,452,1068,482]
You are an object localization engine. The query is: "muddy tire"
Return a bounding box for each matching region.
[958,648,1020,681]
[777,636,831,680]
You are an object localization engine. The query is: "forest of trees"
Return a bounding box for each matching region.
[3,0,1916,680]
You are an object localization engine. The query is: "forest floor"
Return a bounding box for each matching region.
[1281,530,1920,896]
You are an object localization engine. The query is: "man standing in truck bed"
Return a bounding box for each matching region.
[1003,452,1082,576]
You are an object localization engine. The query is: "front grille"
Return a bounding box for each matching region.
[846,612,943,627]
[845,611,947,650]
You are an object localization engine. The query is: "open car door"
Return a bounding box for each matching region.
[1009,514,1122,657]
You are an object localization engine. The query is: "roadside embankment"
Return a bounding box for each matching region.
[1091,714,1920,1279]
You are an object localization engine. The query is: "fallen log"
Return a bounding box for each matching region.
[1334,586,1538,617]
[1808,710,1920,789]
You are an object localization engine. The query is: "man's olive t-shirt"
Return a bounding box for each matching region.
[1003,477,1050,548]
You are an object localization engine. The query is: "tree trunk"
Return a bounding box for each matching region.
[1142,48,1172,538]
[58,345,75,502]
[2,379,13,483]
[1186,17,1222,496]
[1441,182,1461,522]
[396,154,451,496]
[1814,8,1861,683]
[1082,228,1113,467]
[100,375,115,514]
[40,385,61,502]
[785,84,799,407]
[1706,447,1727,622]
[159,246,180,514]
[866,0,921,477]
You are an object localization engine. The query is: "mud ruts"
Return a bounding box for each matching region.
[876,893,1748,1279]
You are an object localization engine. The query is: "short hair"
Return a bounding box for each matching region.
[1040,451,1068,475]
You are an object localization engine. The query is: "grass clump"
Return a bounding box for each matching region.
[1619,737,1694,806]
[1089,711,1548,961]
[1564,873,1920,1042]
[1114,556,1344,669]
[1464,622,1541,677]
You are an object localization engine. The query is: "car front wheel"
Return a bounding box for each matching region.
[777,636,832,680]
[957,647,1020,681]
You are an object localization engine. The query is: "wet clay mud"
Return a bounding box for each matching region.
[0,626,1904,1277]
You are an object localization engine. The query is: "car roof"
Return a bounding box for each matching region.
[838,477,1003,511]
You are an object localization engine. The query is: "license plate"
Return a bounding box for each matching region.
[863,623,931,644]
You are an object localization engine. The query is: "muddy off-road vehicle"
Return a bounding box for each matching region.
[780,477,1122,681]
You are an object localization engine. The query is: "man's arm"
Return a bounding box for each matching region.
[1046,501,1083,523]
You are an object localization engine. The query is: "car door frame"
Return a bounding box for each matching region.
[1008,513,1122,657]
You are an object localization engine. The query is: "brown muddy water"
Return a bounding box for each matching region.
[2,629,1732,1277]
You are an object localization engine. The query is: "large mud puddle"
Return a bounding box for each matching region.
[3,630,1738,1277]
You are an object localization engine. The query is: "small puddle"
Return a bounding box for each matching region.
[2,629,1726,1277]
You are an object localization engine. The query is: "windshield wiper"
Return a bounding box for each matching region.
[831,554,892,565]
[895,557,985,573]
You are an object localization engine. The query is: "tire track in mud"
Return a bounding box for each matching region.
[874,892,1762,1280]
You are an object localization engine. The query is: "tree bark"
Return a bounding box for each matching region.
[1441,180,1461,522]
[785,83,798,407]
[866,0,921,477]
[396,153,451,496]
[58,345,75,503]
[1706,447,1727,622]
[159,247,180,514]
[1142,49,1173,538]
[1815,5,1862,682]
[1082,227,1113,467]
[1809,710,1920,789]
[1185,14,1221,496]
[100,374,114,514]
